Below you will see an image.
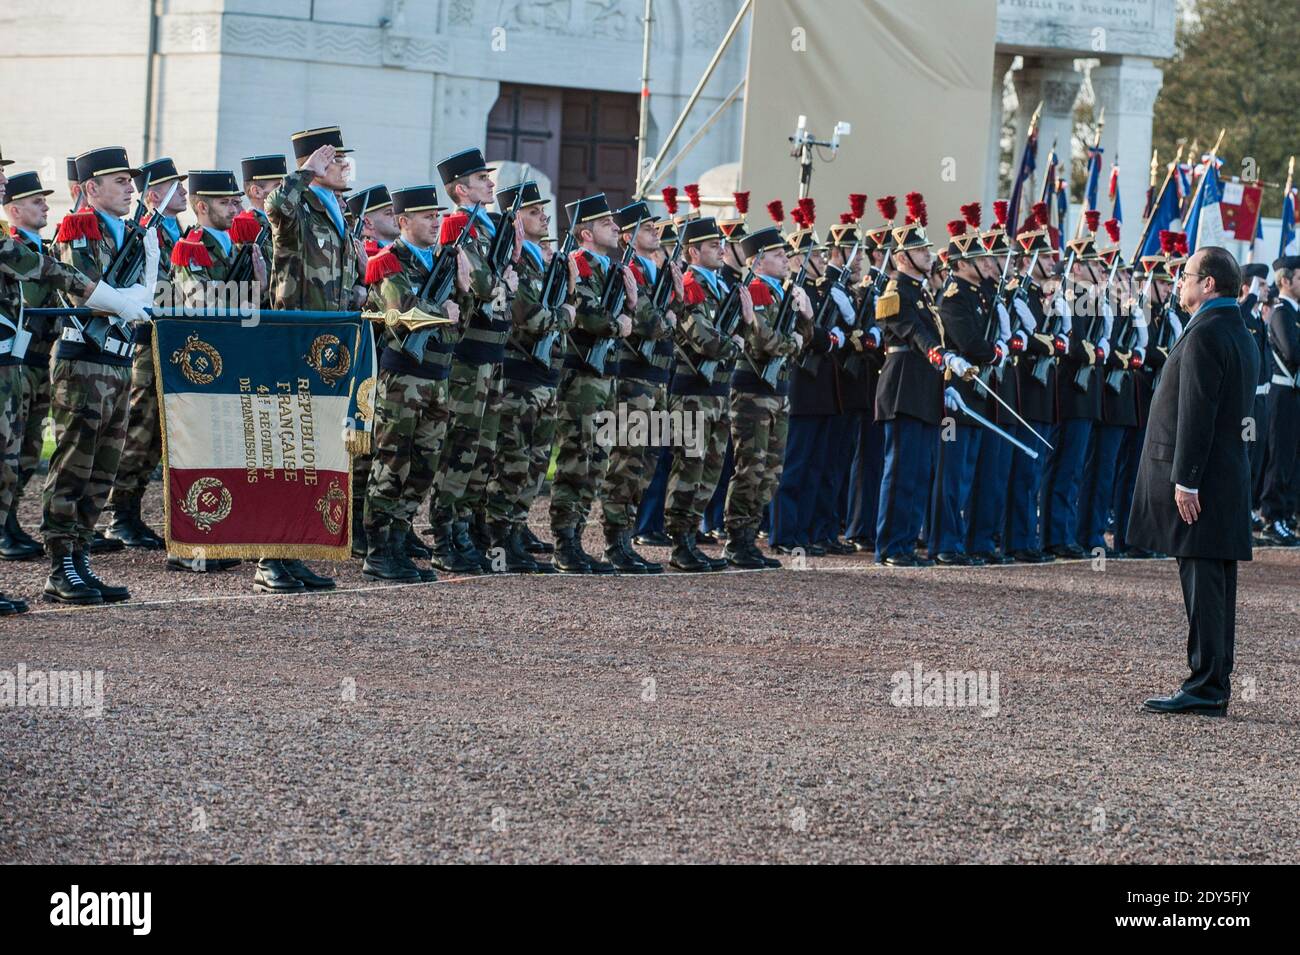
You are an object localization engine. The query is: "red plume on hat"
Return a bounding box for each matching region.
[684,183,701,210]
[732,191,750,215]
[790,207,807,228]
[1158,229,1178,255]
[1173,232,1188,255]
[797,196,815,226]
[170,227,213,270]
[946,219,967,238]
[1031,201,1049,228]
[848,193,867,219]
[992,200,1008,228]
[1084,209,1101,234]
[1103,218,1121,244]
[840,212,855,225]
[229,209,262,245]
[959,202,981,230]
[54,209,102,244]
[876,195,897,223]
[661,186,678,215]
[767,200,784,225]
[904,192,926,227]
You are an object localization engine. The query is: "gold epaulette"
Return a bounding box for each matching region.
[943,283,960,298]
[876,279,900,320]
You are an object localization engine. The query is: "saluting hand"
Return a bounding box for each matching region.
[304,144,335,178]
[456,249,472,294]
[621,265,638,309]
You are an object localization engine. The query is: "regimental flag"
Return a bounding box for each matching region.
[1108,160,1123,224]
[1218,179,1262,240]
[1137,174,1181,258]
[1083,145,1104,214]
[1279,187,1298,257]
[153,313,373,559]
[1184,161,1233,253]
[1006,117,1038,241]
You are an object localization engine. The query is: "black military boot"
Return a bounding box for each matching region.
[351,508,367,558]
[363,525,421,583]
[603,528,647,574]
[71,548,130,603]
[552,527,592,574]
[282,560,336,590]
[573,525,614,574]
[452,519,492,573]
[469,512,492,556]
[253,559,306,594]
[105,498,164,550]
[488,522,539,573]
[622,530,663,573]
[165,554,241,572]
[669,532,710,572]
[695,533,729,571]
[723,530,768,569]
[43,551,104,605]
[405,529,433,560]
[429,511,477,574]
[91,530,125,553]
[520,525,553,554]
[521,525,557,574]
[0,510,42,560]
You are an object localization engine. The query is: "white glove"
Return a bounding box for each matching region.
[1250,276,1263,297]
[1133,315,1149,351]
[830,285,855,325]
[85,281,151,324]
[829,327,846,349]
[141,226,161,293]
[995,300,1011,341]
[1167,313,1184,339]
[944,386,961,412]
[1013,296,1037,334]
[868,326,882,347]
[1096,337,1111,362]
[994,340,1008,366]
[1100,297,1115,341]
[944,353,972,378]
[791,331,804,351]
[1054,293,1073,334]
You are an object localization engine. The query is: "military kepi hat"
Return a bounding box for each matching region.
[681,216,722,245]
[497,180,546,210]
[566,193,613,226]
[291,126,352,159]
[65,157,80,183]
[241,154,288,183]
[345,185,393,219]
[187,170,242,197]
[74,146,141,183]
[391,184,447,215]
[1273,255,1300,273]
[436,148,494,187]
[3,171,54,201]
[613,200,657,231]
[740,226,785,261]
[134,158,182,193]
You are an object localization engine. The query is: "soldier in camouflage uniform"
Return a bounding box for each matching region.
[28,147,155,604]
[360,183,465,583]
[721,225,809,568]
[0,170,61,561]
[426,148,516,574]
[236,154,285,305]
[596,200,682,574]
[257,126,369,593]
[104,157,188,550]
[483,180,571,573]
[664,217,742,572]
[548,193,636,574]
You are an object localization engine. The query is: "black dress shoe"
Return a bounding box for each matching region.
[1141,690,1228,717]
[1048,543,1087,560]
[253,560,305,594]
[818,537,855,555]
[977,551,1013,565]
[1010,548,1054,564]
[881,553,931,567]
[282,559,335,590]
[166,555,241,572]
[847,537,874,553]
[633,531,671,548]
[934,552,974,566]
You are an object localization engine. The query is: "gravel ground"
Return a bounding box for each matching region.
[2,492,1299,864]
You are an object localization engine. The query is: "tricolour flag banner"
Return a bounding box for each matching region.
[1218,179,1262,240]
[1183,162,1233,253]
[152,312,372,560]
[1280,188,1298,257]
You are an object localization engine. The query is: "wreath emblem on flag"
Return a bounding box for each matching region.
[304,334,351,385]
[180,476,233,532]
[170,333,224,385]
[355,376,376,421]
[315,478,347,536]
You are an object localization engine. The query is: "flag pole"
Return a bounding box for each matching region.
[1130,143,1183,261]
[1244,159,1283,265]
[1074,106,1105,239]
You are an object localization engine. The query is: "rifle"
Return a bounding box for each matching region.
[759,255,812,388]
[488,187,523,279]
[417,202,481,307]
[1072,251,1121,392]
[801,233,864,373]
[530,230,576,368]
[102,180,176,290]
[227,223,269,285]
[578,219,644,375]
[694,261,758,382]
[637,242,685,364]
[1105,301,1141,393]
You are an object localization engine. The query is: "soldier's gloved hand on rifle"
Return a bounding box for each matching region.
[1013,296,1037,335]
[830,285,855,325]
[1096,337,1111,363]
[85,281,152,324]
[141,226,161,292]
[945,352,975,379]
[865,326,882,349]
[995,300,1012,341]
[792,331,804,352]
[944,386,961,413]
[792,286,812,319]
[828,327,846,349]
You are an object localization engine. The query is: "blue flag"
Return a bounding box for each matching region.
[1083,146,1104,212]
[1281,188,1298,257]
[1007,125,1038,238]
[1184,162,1231,253]
[1138,174,1180,258]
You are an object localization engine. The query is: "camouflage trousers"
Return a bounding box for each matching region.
[0,364,23,526]
[548,368,614,533]
[463,368,505,517]
[41,359,131,555]
[485,377,559,527]
[599,376,667,531]
[724,391,789,534]
[11,362,52,512]
[433,357,498,520]
[364,370,451,535]
[106,340,161,510]
[663,393,729,538]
